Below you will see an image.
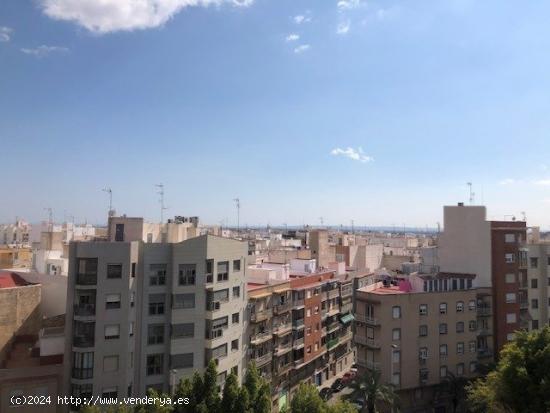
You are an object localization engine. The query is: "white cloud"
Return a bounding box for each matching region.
[0,26,13,42]
[330,147,373,163]
[285,33,300,42]
[294,44,310,54]
[337,0,363,10]
[20,45,69,57]
[533,179,550,186]
[293,15,311,24]
[336,20,350,35]
[39,0,253,34]
[499,178,517,186]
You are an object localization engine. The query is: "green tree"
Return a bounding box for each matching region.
[467,327,550,413]
[173,376,193,413]
[289,383,326,413]
[135,388,173,413]
[348,370,398,413]
[439,372,468,413]
[203,359,221,412]
[236,386,251,413]
[222,372,240,412]
[327,400,360,413]
[253,381,272,413]
[244,361,261,404]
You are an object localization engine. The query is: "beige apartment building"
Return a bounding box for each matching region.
[355,273,493,412]
[64,216,248,407]
[524,242,550,329]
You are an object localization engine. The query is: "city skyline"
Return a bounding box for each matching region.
[3,0,550,227]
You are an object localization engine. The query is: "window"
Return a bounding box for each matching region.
[307,346,312,354]
[173,293,195,309]
[178,264,196,285]
[392,373,400,386]
[419,325,428,337]
[456,322,464,333]
[439,323,448,335]
[231,339,239,351]
[107,264,122,279]
[131,263,136,278]
[439,303,447,314]
[146,354,164,376]
[392,306,401,319]
[468,300,476,311]
[115,224,124,241]
[129,322,134,337]
[532,319,539,329]
[306,327,311,335]
[469,341,476,353]
[232,312,240,324]
[531,279,538,288]
[72,352,94,379]
[456,342,464,355]
[532,299,539,309]
[102,387,118,399]
[233,259,241,272]
[505,253,515,264]
[206,260,214,283]
[505,293,516,303]
[148,324,164,345]
[105,324,120,340]
[419,304,428,315]
[103,355,119,373]
[505,233,516,243]
[149,264,167,286]
[505,273,516,283]
[366,327,374,339]
[171,323,194,338]
[392,350,400,363]
[392,328,401,341]
[106,293,121,309]
[217,261,229,282]
[506,313,517,323]
[171,353,193,369]
[530,257,539,269]
[457,363,464,376]
[211,344,228,360]
[469,320,477,331]
[130,292,135,307]
[207,289,229,310]
[440,366,448,378]
[456,301,464,312]
[149,294,165,315]
[469,361,477,373]
[439,344,448,356]
[233,286,240,298]
[77,258,98,284]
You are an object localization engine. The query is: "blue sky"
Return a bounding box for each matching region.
[2,0,550,228]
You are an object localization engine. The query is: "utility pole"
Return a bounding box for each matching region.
[102,188,113,214]
[155,184,168,224]
[233,198,240,235]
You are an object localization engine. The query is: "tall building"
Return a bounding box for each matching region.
[524,242,550,330]
[64,232,248,405]
[355,273,493,412]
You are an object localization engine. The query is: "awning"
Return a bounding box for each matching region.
[340,313,355,324]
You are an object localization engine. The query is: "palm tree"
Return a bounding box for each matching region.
[440,372,468,413]
[348,370,399,413]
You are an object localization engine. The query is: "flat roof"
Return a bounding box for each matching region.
[0,271,35,288]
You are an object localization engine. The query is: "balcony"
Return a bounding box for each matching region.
[275,362,292,375]
[251,308,273,323]
[293,337,304,348]
[273,302,292,314]
[341,287,353,298]
[520,301,529,310]
[327,338,339,350]
[477,307,491,316]
[327,307,340,317]
[73,335,95,348]
[253,353,272,367]
[274,341,292,356]
[76,274,97,286]
[477,348,493,359]
[73,304,96,317]
[326,321,340,334]
[273,322,292,336]
[250,331,272,345]
[294,298,305,308]
[354,335,380,349]
[355,314,379,326]
[328,289,340,300]
[293,357,305,367]
[292,319,305,329]
[477,327,491,337]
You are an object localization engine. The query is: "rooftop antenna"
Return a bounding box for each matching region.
[351,219,355,234]
[521,211,527,222]
[102,188,113,214]
[467,182,475,205]
[319,217,324,228]
[155,183,168,223]
[44,207,53,232]
[233,198,240,235]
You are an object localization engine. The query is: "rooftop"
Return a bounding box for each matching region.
[0,271,35,288]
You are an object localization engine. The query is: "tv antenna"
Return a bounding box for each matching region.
[155,184,168,223]
[467,182,475,205]
[233,198,240,235]
[102,188,113,213]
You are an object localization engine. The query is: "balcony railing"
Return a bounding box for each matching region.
[251,308,273,323]
[327,307,340,317]
[292,319,304,328]
[354,314,379,326]
[73,335,95,348]
[73,304,96,317]
[477,328,491,336]
[477,307,491,316]
[520,301,528,310]
[254,353,272,367]
[293,298,305,307]
[273,302,292,314]
[293,337,304,348]
[341,288,353,298]
[327,321,340,333]
[250,331,272,345]
[327,338,339,349]
[294,357,304,367]
[76,274,97,286]
[273,322,292,335]
[274,342,292,355]
[477,348,493,358]
[354,335,379,348]
[328,289,340,300]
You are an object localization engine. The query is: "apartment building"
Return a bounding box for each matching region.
[524,242,550,329]
[64,231,248,406]
[246,259,355,411]
[438,204,527,353]
[355,273,493,412]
